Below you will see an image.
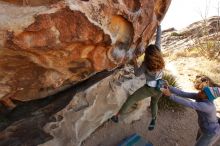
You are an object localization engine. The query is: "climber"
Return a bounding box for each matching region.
[161,85,220,146]
[111,24,166,131]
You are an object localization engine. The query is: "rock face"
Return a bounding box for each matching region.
[0,66,149,146]
[39,66,149,146]
[0,0,171,108]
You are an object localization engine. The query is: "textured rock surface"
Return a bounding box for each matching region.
[0,66,149,146]
[0,0,171,108]
[39,66,149,146]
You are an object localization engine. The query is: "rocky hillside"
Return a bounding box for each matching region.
[161,16,220,55]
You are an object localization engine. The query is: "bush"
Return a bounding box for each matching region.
[193,40,220,59]
[158,72,184,111]
[170,32,182,37]
[192,17,220,60]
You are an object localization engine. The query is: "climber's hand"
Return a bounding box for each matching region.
[163,80,169,88]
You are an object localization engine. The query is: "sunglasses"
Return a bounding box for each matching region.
[201,78,207,82]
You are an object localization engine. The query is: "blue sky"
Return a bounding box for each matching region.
[161,0,220,30]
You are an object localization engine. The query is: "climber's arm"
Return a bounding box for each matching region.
[155,25,161,50]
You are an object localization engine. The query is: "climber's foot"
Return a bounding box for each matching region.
[148,118,156,131]
[111,115,119,123]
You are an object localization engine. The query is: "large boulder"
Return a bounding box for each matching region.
[0,66,149,146]
[39,66,150,146]
[0,0,171,108]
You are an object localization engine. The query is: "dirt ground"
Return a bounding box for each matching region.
[83,108,198,146]
[83,56,220,146]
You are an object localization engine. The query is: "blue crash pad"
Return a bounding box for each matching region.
[118,133,153,146]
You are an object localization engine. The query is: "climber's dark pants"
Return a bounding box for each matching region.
[119,84,162,119]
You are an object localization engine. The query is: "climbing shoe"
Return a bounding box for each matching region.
[148,118,156,131]
[111,115,119,123]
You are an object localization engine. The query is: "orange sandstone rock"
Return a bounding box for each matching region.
[0,0,171,108]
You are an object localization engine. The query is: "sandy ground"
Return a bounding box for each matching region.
[82,108,198,146]
[83,56,220,146]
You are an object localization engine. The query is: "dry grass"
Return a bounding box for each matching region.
[137,54,145,62]
[164,48,200,61]
[192,40,220,59]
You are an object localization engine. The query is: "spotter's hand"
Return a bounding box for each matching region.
[160,87,171,97]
